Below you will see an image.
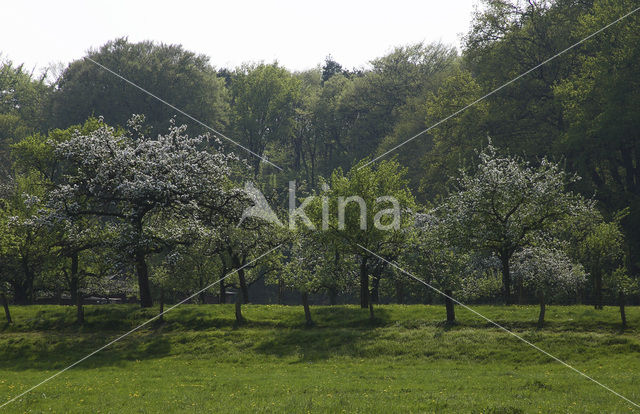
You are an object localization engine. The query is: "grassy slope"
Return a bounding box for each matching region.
[1,304,639,413]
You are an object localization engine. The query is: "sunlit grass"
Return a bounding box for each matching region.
[1,304,639,412]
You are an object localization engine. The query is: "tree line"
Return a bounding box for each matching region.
[0,0,638,329]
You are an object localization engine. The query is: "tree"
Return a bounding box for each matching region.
[1,173,54,305]
[48,116,237,307]
[310,159,416,308]
[403,213,466,323]
[512,246,586,328]
[463,0,590,157]
[339,43,457,164]
[289,70,321,180]
[0,187,14,323]
[279,230,356,324]
[378,66,489,198]
[555,0,640,273]
[50,38,229,134]
[580,221,626,309]
[0,58,50,177]
[321,55,345,84]
[281,234,319,326]
[607,267,637,329]
[231,63,300,176]
[442,143,591,304]
[12,118,111,322]
[198,182,285,324]
[306,73,351,183]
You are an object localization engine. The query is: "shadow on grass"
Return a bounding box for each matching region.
[254,327,379,362]
[253,307,392,362]
[2,304,635,335]
[2,304,637,372]
[0,330,173,372]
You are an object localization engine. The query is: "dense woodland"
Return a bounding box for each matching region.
[1,0,639,329]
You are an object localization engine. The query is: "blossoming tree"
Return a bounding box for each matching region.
[49,116,238,307]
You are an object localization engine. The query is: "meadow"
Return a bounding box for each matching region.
[1,304,639,413]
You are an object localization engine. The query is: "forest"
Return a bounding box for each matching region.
[1,0,639,333]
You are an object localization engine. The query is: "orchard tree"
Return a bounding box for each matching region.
[282,235,320,326]
[442,144,591,304]
[13,119,112,322]
[0,196,14,323]
[512,246,586,329]
[207,184,285,306]
[402,213,468,323]
[607,267,638,330]
[2,173,54,304]
[579,215,637,327]
[149,250,209,322]
[309,159,416,308]
[49,116,238,307]
[47,219,108,323]
[580,220,626,309]
[280,231,356,325]
[202,186,286,324]
[221,219,285,323]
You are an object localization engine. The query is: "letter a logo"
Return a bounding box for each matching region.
[238,182,283,227]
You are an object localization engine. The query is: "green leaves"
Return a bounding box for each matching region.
[231,63,300,175]
[51,38,229,135]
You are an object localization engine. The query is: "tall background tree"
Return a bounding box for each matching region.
[230,63,300,177]
[50,38,229,134]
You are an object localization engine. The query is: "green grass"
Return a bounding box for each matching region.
[1,304,639,413]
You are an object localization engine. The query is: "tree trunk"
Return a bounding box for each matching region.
[359,256,369,308]
[76,293,84,325]
[301,292,313,326]
[328,287,337,305]
[235,294,244,325]
[198,274,206,304]
[219,278,226,304]
[500,252,513,305]
[238,267,249,304]
[537,291,546,329]
[619,292,627,330]
[516,277,524,305]
[395,279,404,304]
[69,273,78,307]
[444,289,455,324]
[1,293,11,324]
[55,287,63,305]
[371,274,380,304]
[12,283,28,305]
[278,277,285,305]
[231,251,249,303]
[70,253,83,324]
[17,257,35,304]
[159,288,164,323]
[369,298,375,321]
[135,249,153,308]
[252,158,261,179]
[594,271,603,310]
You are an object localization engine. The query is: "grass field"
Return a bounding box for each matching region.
[1,304,639,413]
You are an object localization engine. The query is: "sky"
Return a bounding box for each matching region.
[2,0,478,75]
